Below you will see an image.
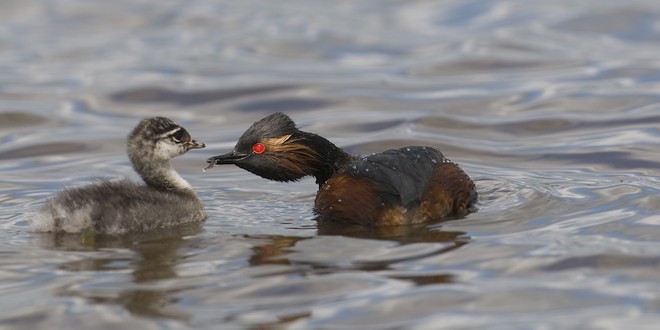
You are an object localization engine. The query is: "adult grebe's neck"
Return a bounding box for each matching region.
[297,131,354,187]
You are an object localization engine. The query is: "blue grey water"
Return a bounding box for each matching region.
[1,0,659,328]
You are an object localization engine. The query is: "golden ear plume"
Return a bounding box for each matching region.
[264,134,293,147]
[260,134,322,176]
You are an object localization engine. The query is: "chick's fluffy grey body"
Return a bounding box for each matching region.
[36,180,205,234]
[31,117,206,235]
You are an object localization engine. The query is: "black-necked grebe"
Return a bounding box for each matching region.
[206,112,477,226]
[30,117,207,234]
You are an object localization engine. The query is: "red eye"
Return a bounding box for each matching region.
[252,143,265,154]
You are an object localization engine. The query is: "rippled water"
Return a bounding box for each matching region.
[1,0,660,328]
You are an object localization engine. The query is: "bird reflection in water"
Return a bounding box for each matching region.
[33,223,204,321]
[247,223,468,285]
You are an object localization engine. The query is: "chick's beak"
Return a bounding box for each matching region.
[207,151,249,165]
[186,139,206,150]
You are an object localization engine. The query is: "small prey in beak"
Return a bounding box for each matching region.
[204,151,248,172]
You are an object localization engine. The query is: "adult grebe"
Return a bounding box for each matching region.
[206,112,477,226]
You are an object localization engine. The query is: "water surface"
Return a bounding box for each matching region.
[1,0,660,329]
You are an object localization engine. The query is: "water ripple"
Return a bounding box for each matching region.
[1,0,660,328]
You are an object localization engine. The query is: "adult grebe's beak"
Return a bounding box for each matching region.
[207,151,248,165]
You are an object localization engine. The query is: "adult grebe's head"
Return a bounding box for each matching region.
[128,117,205,163]
[206,112,324,182]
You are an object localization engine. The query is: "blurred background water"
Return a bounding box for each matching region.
[1,0,660,328]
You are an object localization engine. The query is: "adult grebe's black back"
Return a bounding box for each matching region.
[30,117,207,234]
[206,112,477,226]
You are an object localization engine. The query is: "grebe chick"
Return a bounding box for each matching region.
[31,117,207,235]
[206,112,477,226]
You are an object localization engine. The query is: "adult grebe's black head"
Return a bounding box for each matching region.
[207,112,325,182]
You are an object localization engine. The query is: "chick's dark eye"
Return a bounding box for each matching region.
[171,129,186,142]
